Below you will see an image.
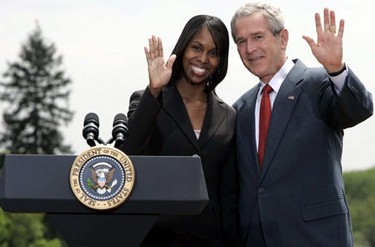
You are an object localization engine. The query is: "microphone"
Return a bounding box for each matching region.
[82,112,103,147]
[111,113,129,148]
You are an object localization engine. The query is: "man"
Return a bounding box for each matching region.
[230,3,373,247]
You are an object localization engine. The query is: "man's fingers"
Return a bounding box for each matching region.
[315,13,323,33]
[329,9,337,33]
[323,8,330,31]
[337,19,345,38]
[302,35,315,48]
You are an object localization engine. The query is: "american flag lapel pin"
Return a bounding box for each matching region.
[288,95,295,100]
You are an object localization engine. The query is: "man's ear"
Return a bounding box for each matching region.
[279,28,289,50]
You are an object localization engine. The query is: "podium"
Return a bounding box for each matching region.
[0,154,209,247]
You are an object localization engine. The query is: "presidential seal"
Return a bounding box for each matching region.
[70,146,135,210]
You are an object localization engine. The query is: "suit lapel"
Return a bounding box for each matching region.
[162,85,201,151]
[237,87,262,178]
[260,61,305,180]
[198,91,225,148]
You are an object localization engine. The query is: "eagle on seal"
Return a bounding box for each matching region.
[90,166,116,194]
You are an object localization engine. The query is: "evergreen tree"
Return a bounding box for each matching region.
[0,23,70,246]
[0,23,73,154]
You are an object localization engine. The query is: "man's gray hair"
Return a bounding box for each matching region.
[231,2,285,43]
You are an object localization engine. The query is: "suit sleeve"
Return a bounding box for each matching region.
[120,87,162,154]
[336,68,373,127]
[320,68,373,129]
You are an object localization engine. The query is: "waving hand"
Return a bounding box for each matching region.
[144,36,177,97]
[303,8,345,73]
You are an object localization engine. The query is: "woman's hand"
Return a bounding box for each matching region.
[144,35,177,97]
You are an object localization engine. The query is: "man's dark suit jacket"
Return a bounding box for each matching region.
[233,59,373,247]
[121,84,239,245]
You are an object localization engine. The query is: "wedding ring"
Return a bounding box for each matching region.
[329,26,336,33]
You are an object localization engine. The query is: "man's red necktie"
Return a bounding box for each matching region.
[258,84,273,168]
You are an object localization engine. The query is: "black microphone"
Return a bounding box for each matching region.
[112,113,129,148]
[82,112,101,147]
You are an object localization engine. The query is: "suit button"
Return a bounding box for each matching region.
[258,187,265,194]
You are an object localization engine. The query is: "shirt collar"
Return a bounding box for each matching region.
[259,58,294,94]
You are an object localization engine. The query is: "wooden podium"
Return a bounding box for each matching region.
[0,154,209,247]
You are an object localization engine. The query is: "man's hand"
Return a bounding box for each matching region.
[303,8,345,73]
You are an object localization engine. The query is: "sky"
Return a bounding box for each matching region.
[0,0,374,171]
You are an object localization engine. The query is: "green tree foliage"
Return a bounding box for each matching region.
[0,209,62,247]
[0,23,73,155]
[0,208,11,247]
[344,167,375,247]
[0,23,72,246]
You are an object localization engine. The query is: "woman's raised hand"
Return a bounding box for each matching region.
[144,36,177,97]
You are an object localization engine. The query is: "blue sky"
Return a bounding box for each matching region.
[0,0,374,171]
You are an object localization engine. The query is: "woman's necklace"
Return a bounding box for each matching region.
[182,97,207,110]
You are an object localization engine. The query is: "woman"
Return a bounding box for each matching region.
[121,15,240,247]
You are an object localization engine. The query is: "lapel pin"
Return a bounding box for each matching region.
[288,95,295,100]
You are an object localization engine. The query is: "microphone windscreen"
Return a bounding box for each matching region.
[113,113,127,126]
[84,112,99,126]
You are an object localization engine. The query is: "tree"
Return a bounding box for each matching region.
[344,167,375,247]
[0,208,63,247]
[0,23,73,155]
[0,23,72,246]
